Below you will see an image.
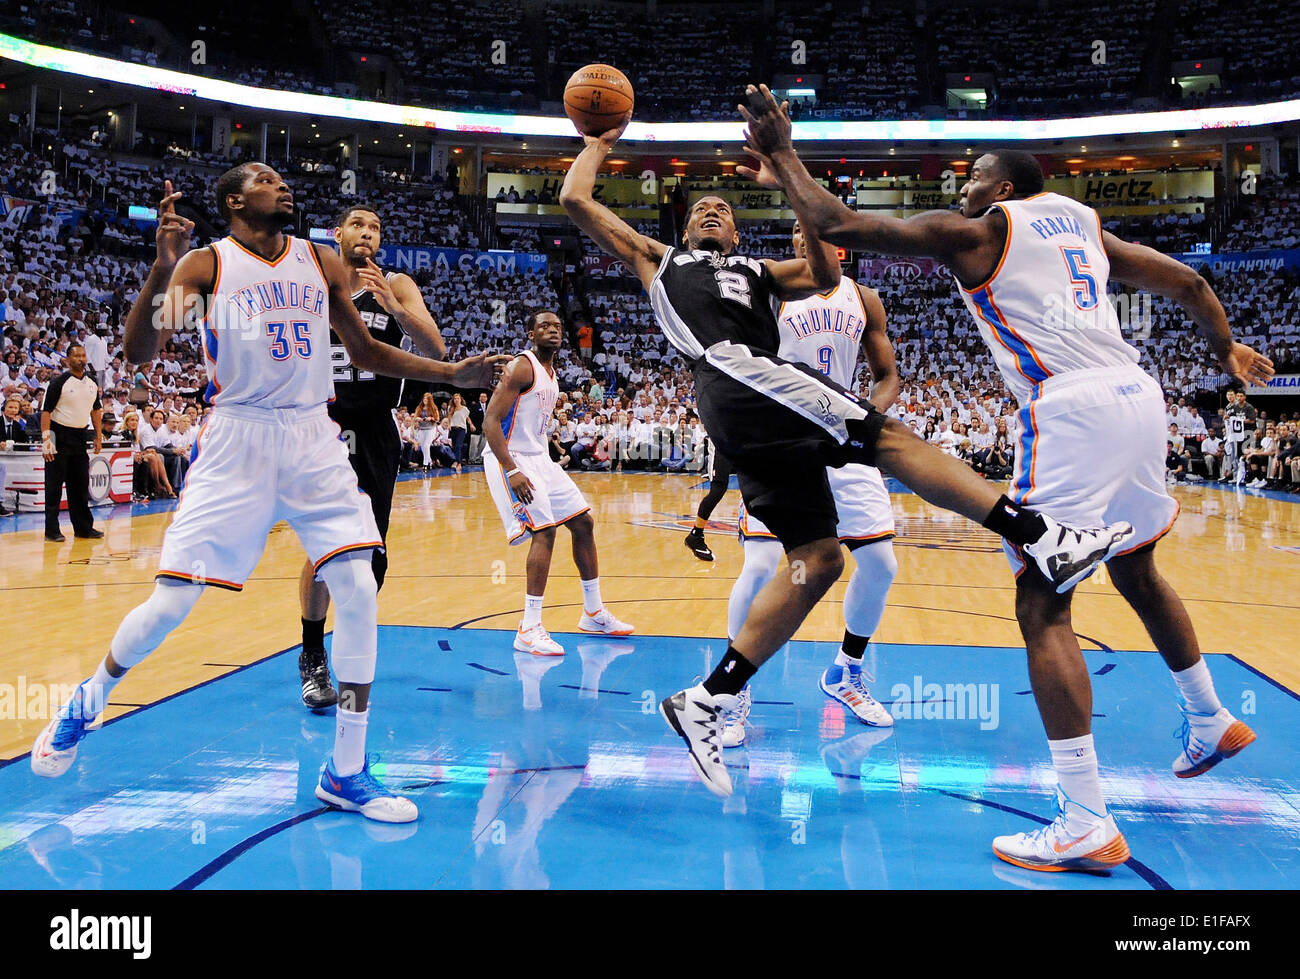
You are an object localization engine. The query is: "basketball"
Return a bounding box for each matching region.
[563,63,634,137]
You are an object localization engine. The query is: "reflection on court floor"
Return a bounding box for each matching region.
[0,625,1294,889]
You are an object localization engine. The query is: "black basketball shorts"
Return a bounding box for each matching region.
[693,341,886,551]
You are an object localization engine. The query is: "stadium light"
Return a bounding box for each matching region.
[3,32,1300,143]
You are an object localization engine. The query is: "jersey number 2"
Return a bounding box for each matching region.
[1060,248,1099,310]
[714,270,752,308]
[268,321,312,361]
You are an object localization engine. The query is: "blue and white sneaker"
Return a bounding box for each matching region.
[31,681,102,778]
[315,755,418,823]
[820,660,894,727]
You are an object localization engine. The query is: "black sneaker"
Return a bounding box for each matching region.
[299,647,338,711]
[684,528,714,562]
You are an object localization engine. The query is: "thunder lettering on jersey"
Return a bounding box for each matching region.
[204,236,334,409]
[956,191,1140,405]
[777,275,868,389]
[497,349,557,455]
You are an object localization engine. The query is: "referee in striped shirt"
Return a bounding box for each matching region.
[42,343,103,542]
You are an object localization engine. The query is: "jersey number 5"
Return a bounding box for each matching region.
[714,269,752,308]
[268,321,312,361]
[1060,248,1099,310]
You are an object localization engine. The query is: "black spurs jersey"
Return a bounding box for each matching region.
[329,270,413,413]
[648,247,783,363]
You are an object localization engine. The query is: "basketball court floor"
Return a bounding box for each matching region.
[1,470,1296,889]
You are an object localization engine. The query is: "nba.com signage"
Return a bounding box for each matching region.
[372,245,547,275]
[1252,374,1300,397]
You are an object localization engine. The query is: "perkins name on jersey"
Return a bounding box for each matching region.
[1026,214,1092,243]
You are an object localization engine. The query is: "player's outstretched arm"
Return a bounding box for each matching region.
[560,113,667,291]
[1103,230,1274,387]
[857,284,901,412]
[740,85,986,269]
[315,243,508,387]
[123,180,200,364]
[482,355,537,504]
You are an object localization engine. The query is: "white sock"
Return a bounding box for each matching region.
[333,707,369,777]
[522,594,544,629]
[835,648,862,669]
[1172,659,1223,716]
[1048,734,1107,825]
[79,660,123,718]
[580,577,603,614]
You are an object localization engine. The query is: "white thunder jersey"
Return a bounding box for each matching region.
[204,235,333,409]
[956,192,1140,405]
[776,275,868,387]
[483,348,589,544]
[497,349,558,454]
[741,274,896,545]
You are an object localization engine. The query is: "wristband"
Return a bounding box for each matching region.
[505,468,521,478]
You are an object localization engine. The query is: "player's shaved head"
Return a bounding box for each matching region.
[984,149,1045,198]
[215,163,259,221]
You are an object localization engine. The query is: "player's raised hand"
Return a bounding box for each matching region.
[155,180,194,269]
[450,351,513,388]
[736,145,784,189]
[583,111,631,152]
[358,259,399,313]
[738,83,793,156]
[1220,342,1275,388]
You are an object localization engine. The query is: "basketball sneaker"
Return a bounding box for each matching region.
[992,787,1130,872]
[1173,705,1256,778]
[299,647,337,711]
[718,687,752,748]
[577,607,635,636]
[684,527,714,561]
[819,660,894,727]
[31,681,102,778]
[514,623,565,656]
[1022,515,1135,593]
[315,755,418,823]
[659,683,733,797]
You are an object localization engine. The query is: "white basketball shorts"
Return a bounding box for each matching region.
[1004,364,1179,576]
[483,448,591,545]
[738,463,895,545]
[156,404,381,590]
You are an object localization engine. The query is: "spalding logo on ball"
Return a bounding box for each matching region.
[564,64,634,137]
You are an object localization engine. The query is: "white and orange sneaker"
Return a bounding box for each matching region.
[992,788,1130,873]
[513,623,565,657]
[577,607,634,636]
[1173,706,1256,778]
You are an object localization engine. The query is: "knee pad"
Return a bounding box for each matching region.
[849,538,898,583]
[317,554,378,686]
[742,539,784,579]
[111,579,204,669]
